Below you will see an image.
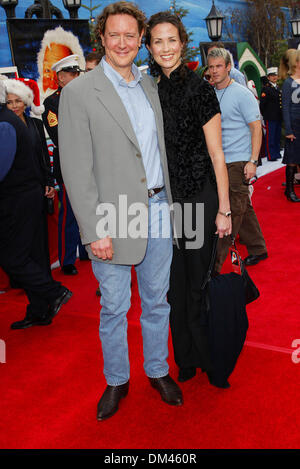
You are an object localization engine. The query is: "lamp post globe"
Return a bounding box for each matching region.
[205,0,225,42]
[63,0,82,19]
[290,7,300,38]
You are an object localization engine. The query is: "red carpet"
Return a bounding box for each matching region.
[1,167,300,449]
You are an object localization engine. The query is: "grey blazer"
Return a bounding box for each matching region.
[58,64,173,265]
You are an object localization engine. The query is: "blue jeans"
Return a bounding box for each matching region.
[92,189,172,386]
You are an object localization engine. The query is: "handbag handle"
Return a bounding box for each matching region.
[201,234,240,290]
[201,234,219,289]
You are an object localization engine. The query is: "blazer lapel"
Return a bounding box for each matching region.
[140,77,166,158]
[93,68,140,151]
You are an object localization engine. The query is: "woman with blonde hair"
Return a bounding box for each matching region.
[279,48,296,81]
[282,49,300,201]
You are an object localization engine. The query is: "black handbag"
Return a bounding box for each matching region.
[229,236,260,304]
[201,234,259,307]
[199,234,258,387]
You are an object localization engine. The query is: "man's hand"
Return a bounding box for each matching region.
[244,162,257,181]
[90,237,114,260]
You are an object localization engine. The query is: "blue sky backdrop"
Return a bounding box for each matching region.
[0,0,290,68]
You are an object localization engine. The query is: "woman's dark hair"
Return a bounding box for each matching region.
[144,11,189,77]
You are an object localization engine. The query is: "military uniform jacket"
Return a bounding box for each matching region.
[260,82,282,122]
[42,87,63,183]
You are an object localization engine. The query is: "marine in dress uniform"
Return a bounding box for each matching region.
[42,55,88,275]
[260,67,282,161]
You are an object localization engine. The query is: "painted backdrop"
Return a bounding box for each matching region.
[0,0,249,68]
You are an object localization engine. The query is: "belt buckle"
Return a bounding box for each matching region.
[148,189,155,198]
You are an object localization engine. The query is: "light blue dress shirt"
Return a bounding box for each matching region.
[101,57,164,190]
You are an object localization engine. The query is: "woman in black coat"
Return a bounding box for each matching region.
[5,80,55,200]
[0,79,71,329]
[145,12,231,386]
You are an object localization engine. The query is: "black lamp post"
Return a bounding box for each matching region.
[25,0,64,19]
[205,0,224,41]
[63,0,82,19]
[290,7,300,37]
[0,0,18,18]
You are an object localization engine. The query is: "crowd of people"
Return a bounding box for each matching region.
[0,1,299,422]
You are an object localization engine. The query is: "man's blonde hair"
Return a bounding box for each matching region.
[207,47,231,68]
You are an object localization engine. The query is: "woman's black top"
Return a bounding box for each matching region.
[158,65,221,200]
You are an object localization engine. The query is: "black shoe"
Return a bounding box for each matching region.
[285,165,300,202]
[244,253,268,266]
[49,287,72,318]
[178,367,196,382]
[97,382,129,421]
[11,315,52,330]
[149,374,183,406]
[61,264,78,275]
[285,190,300,202]
[207,372,230,389]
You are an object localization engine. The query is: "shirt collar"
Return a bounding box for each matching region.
[101,56,142,88]
[269,81,277,88]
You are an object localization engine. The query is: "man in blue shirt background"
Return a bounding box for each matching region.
[208,48,268,271]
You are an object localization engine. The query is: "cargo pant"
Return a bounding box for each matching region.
[215,161,267,273]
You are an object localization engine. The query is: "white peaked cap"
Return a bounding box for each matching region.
[51,54,81,73]
[267,67,278,75]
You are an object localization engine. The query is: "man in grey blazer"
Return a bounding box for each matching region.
[58,1,182,421]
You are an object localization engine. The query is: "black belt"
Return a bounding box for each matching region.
[148,186,164,198]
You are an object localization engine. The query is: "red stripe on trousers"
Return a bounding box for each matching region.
[266,121,271,161]
[61,184,67,265]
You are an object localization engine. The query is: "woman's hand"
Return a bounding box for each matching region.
[90,237,114,260]
[286,134,296,142]
[45,186,56,199]
[215,212,232,239]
